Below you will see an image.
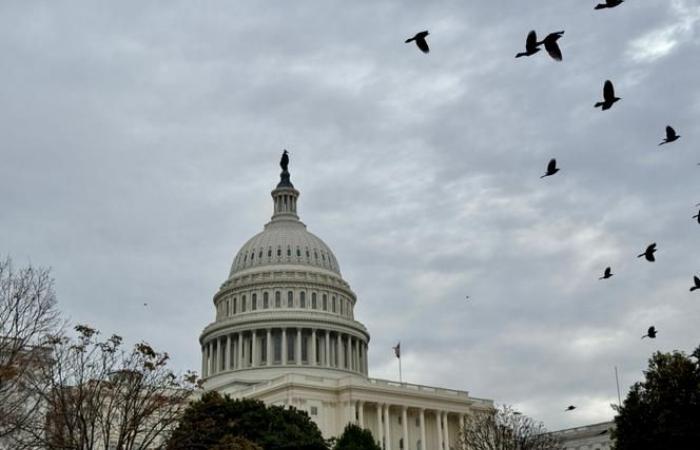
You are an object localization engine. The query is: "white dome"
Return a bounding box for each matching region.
[229,220,341,276]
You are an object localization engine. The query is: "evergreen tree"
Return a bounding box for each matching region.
[333,424,381,450]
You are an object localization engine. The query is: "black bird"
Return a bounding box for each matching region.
[595,0,624,9]
[565,405,576,412]
[540,159,560,178]
[595,80,621,110]
[690,276,700,292]
[693,210,699,224]
[637,243,657,262]
[516,30,540,58]
[599,267,613,280]
[539,31,565,61]
[642,326,657,339]
[659,126,680,145]
[405,31,430,54]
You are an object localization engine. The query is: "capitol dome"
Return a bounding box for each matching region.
[200,157,370,392]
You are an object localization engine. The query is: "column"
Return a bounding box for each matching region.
[376,404,384,449]
[363,343,368,374]
[419,409,426,450]
[384,405,392,450]
[201,345,207,377]
[358,401,365,428]
[402,407,409,450]
[459,414,466,450]
[443,412,450,450]
[282,328,287,365]
[220,338,225,371]
[296,328,302,364]
[336,333,342,368]
[225,335,231,370]
[311,329,317,365]
[436,411,443,450]
[350,401,357,425]
[346,335,352,370]
[251,330,257,367]
[266,329,272,366]
[237,332,244,369]
[325,331,331,367]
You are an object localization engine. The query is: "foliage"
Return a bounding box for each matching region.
[166,391,328,450]
[458,405,562,450]
[15,324,200,450]
[613,345,700,450]
[211,435,262,450]
[0,257,60,442]
[333,423,380,450]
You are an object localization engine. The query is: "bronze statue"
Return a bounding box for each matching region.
[280,150,289,172]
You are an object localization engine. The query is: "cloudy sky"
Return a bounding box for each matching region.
[2,0,699,431]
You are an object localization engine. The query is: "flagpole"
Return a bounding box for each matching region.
[615,366,622,408]
[398,355,403,383]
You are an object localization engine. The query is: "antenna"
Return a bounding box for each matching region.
[615,366,622,408]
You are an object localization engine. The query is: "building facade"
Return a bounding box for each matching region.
[551,421,615,450]
[199,161,493,449]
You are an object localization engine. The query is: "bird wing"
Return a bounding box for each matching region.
[544,40,563,61]
[547,159,557,172]
[604,80,615,100]
[666,126,676,139]
[694,275,700,286]
[526,30,538,51]
[647,253,655,262]
[416,38,430,53]
[649,242,656,250]
[605,267,611,275]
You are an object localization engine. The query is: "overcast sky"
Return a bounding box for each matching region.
[2,0,699,431]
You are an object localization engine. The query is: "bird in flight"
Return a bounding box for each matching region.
[405,31,430,54]
[565,405,576,412]
[599,267,613,280]
[465,296,471,300]
[693,209,699,224]
[637,243,657,262]
[595,0,624,9]
[642,326,657,339]
[659,126,680,146]
[515,30,540,58]
[540,159,560,178]
[690,276,700,292]
[595,80,621,110]
[539,31,565,61]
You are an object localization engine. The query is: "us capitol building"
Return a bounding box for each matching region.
[198,154,494,450]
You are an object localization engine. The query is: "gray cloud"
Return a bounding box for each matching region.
[1,0,699,432]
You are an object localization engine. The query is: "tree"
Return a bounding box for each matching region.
[613,345,700,450]
[458,405,562,450]
[0,257,60,443]
[333,424,380,450]
[15,324,200,450]
[166,391,328,450]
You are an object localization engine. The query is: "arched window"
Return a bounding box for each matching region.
[322,294,327,311]
[296,248,301,257]
[277,248,281,257]
[225,300,229,317]
[268,248,272,258]
[252,293,257,311]
[263,292,269,309]
[300,291,306,308]
[250,251,255,261]
[287,247,291,257]
[275,291,281,308]
[287,291,293,308]
[311,293,317,309]
[233,297,237,314]
[332,296,337,313]
[241,295,247,313]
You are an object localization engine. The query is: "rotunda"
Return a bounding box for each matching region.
[200,161,370,390]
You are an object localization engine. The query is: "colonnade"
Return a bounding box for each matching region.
[202,327,368,377]
[350,401,466,450]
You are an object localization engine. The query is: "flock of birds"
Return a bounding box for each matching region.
[404,0,698,414]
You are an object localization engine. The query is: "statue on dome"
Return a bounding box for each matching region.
[280,150,289,172]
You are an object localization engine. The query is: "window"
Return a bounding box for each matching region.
[268,248,272,257]
[233,298,237,314]
[340,300,344,315]
[252,293,257,310]
[277,248,281,257]
[310,406,318,416]
[300,291,306,308]
[263,292,269,309]
[287,291,294,308]
[332,297,337,313]
[287,247,291,257]
[241,295,247,312]
[311,293,317,309]
[296,248,301,257]
[399,438,404,449]
[225,300,229,317]
[322,294,327,311]
[398,415,402,425]
[275,291,281,308]
[250,251,255,261]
